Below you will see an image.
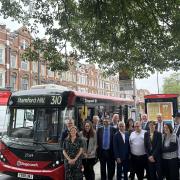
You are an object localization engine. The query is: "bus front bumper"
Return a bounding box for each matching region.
[0,162,65,180]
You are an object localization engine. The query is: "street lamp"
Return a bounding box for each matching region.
[157,71,160,94]
[37,50,41,85]
[6,39,11,90]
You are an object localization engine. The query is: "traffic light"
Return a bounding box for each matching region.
[123,105,128,124]
[119,105,123,121]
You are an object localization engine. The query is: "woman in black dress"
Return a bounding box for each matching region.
[63,126,83,180]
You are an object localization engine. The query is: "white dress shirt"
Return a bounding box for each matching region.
[129,130,146,156]
[120,131,125,143]
[157,122,163,133]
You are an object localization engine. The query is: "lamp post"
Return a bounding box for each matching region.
[6,39,11,90]
[37,51,41,85]
[157,71,159,94]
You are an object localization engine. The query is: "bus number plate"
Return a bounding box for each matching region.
[17,173,34,179]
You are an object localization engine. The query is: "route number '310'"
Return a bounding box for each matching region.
[50,96,62,105]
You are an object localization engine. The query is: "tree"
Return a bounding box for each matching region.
[0,0,180,77]
[163,73,180,94]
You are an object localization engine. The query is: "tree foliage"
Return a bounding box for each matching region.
[163,73,180,94]
[0,0,180,77]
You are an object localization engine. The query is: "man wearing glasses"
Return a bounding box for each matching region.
[129,121,149,180]
[60,118,74,143]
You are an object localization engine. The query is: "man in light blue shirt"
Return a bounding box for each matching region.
[97,117,116,180]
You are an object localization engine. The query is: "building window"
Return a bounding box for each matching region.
[41,64,46,76]
[21,77,29,90]
[21,59,29,70]
[10,55,17,68]
[48,69,54,77]
[0,49,3,64]
[20,40,29,50]
[32,62,38,73]
[10,74,17,91]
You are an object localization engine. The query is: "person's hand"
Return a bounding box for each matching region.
[116,158,121,164]
[68,159,76,165]
[83,152,88,158]
[148,156,155,162]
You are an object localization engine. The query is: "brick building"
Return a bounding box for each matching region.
[0,25,133,99]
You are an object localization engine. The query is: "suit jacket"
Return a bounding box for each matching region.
[174,124,180,138]
[142,121,150,131]
[155,122,165,133]
[113,131,129,161]
[97,126,116,158]
[144,131,162,160]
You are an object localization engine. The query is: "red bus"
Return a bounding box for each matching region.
[144,94,178,124]
[0,84,133,180]
[0,88,11,135]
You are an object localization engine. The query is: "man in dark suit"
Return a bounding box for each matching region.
[110,113,119,129]
[174,113,180,168]
[97,117,116,180]
[144,121,163,180]
[113,121,129,180]
[174,112,180,137]
[155,113,164,134]
[141,114,150,131]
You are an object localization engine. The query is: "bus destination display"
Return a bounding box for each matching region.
[10,95,63,106]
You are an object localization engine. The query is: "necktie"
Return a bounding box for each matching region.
[103,128,109,150]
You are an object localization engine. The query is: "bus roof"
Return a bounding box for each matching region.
[72,91,133,104]
[30,84,69,91]
[144,94,179,99]
[11,88,66,96]
[10,87,133,106]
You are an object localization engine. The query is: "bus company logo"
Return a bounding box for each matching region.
[16,160,38,167]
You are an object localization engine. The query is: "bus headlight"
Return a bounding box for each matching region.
[46,160,63,169]
[0,153,8,163]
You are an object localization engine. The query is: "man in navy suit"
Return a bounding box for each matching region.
[97,117,116,180]
[155,113,164,134]
[113,121,129,180]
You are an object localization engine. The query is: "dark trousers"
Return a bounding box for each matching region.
[128,158,135,180]
[148,160,162,180]
[99,150,115,180]
[116,159,128,180]
[82,158,95,180]
[131,154,148,180]
[162,158,179,180]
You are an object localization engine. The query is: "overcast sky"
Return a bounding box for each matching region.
[1,17,175,94]
[136,71,174,93]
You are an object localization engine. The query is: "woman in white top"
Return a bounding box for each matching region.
[80,121,97,180]
[162,123,179,180]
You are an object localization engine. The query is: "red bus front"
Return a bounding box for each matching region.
[0,89,67,180]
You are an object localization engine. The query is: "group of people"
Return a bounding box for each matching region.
[62,113,180,180]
